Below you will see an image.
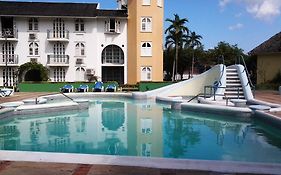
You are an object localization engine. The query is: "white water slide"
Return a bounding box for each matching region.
[132,64,256,104]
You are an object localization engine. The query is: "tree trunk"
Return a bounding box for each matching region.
[174,44,179,81]
[191,50,194,78]
[172,55,176,82]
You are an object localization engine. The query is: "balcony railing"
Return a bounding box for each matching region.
[0,28,18,40]
[47,55,69,66]
[47,30,69,41]
[0,54,19,66]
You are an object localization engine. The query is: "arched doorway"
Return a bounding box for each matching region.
[101,45,124,84]
[24,69,41,81]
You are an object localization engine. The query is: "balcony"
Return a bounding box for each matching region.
[0,29,18,41]
[47,30,69,42]
[0,54,19,66]
[47,55,69,67]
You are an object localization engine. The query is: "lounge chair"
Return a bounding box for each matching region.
[106,84,117,92]
[76,84,89,92]
[60,84,74,93]
[93,82,104,92]
[0,88,14,97]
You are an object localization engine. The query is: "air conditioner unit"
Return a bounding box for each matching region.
[86,69,95,75]
[30,58,38,63]
[76,58,84,64]
[29,33,36,40]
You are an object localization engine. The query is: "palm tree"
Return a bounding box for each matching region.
[165,30,189,81]
[165,14,189,81]
[187,31,202,77]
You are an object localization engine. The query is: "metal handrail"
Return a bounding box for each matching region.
[217,55,225,65]
[60,92,74,101]
[187,93,205,103]
[237,55,255,88]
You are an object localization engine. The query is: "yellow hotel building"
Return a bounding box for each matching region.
[127,0,164,84]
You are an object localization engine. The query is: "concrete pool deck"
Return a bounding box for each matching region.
[0,90,281,174]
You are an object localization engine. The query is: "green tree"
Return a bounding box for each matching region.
[210,41,245,65]
[18,62,49,82]
[165,14,189,81]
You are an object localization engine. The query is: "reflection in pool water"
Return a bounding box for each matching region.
[0,98,281,163]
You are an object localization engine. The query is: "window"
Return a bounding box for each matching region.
[141,67,152,81]
[29,42,39,56]
[1,42,16,64]
[142,0,151,5]
[28,18,38,31]
[141,17,152,32]
[54,67,65,82]
[75,43,85,56]
[141,118,152,134]
[53,18,66,38]
[157,0,162,7]
[105,19,121,33]
[2,67,16,87]
[75,19,85,32]
[141,143,151,157]
[101,45,124,64]
[141,42,152,56]
[75,67,85,82]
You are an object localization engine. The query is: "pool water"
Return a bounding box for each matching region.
[0,98,281,163]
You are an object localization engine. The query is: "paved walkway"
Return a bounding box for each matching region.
[254,90,281,118]
[0,92,56,104]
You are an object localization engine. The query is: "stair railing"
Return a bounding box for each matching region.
[236,55,255,96]
[60,92,74,101]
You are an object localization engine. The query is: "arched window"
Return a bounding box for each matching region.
[75,43,85,56]
[75,67,85,82]
[141,67,152,81]
[141,17,152,32]
[101,45,124,64]
[75,19,85,32]
[142,0,151,6]
[28,18,38,31]
[141,42,152,56]
[157,0,162,7]
[29,42,39,56]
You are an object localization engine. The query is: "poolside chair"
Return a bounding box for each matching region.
[93,81,104,92]
[106,84,117,92]
[0,88,14,97]
[76,84,89,92]
[60,84,74,93]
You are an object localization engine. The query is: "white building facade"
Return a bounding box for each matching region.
[0,1,128,86]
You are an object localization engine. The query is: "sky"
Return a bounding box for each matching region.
[7,0,281,53]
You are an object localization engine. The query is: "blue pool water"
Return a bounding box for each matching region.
[0,98,281,163]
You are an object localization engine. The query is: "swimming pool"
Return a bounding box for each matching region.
[1,97,281,163]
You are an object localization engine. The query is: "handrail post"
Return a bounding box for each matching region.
[204,86,206,99]
[238,87,240,99]
[213,87,216,101]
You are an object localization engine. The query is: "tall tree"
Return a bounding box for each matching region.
[186,31,202,77]
[165,14,189,81]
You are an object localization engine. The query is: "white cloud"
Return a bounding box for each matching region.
[219,0,281,21]
[229,23,244,30]
[245,0,281,21]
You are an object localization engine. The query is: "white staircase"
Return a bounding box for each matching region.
[224,67,245,99]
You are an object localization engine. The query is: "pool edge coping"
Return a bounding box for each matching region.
[0,150,280,174]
